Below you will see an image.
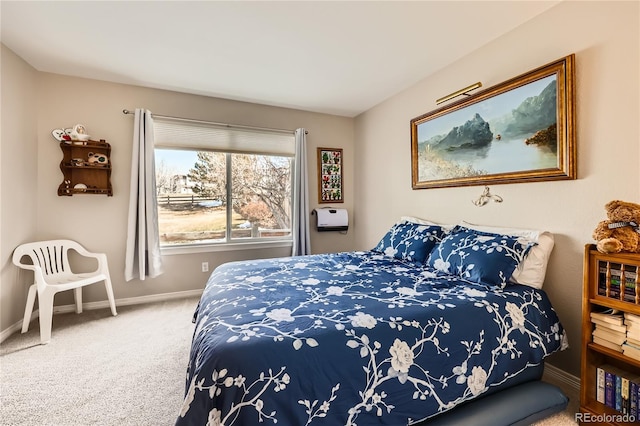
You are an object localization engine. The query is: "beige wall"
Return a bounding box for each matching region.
[0,55,355,334]
[0,46,39,333]
[353,1,639,377]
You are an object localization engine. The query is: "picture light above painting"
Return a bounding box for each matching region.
[410,54,576,189]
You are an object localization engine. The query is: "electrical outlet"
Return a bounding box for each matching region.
[202,262,209,273]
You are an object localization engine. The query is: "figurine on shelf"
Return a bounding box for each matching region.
[87,152,108,166]
[71,124,90,142]
[51,128,71,142]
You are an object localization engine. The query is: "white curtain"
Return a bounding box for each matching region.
[291,128,311,256]
[125,109,164,281]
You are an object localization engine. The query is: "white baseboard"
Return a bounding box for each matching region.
[543,362,580,394]
[0,289,203,344]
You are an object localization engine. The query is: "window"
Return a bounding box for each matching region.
[153,117,294,248]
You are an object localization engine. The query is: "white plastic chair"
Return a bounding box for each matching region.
[12,239,117,344]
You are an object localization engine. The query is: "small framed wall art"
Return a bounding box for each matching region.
[317,148,343,203]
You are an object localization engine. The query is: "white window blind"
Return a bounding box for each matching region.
[153,117,295,157]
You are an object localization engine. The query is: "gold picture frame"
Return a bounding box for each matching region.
[411,54,576,189]
[317,148,343,203]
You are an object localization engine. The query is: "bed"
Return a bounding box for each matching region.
[177,220,568,425]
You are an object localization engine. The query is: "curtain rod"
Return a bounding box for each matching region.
[122,109,307,135]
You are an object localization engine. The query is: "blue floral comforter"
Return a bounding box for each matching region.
[177,251,567,426]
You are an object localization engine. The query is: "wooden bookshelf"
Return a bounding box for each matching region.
[581,244,640,424]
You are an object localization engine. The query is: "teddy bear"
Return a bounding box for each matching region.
[592,200,640,254]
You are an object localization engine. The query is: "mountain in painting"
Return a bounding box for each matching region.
[501,80,557,137]
[432,113,493,151]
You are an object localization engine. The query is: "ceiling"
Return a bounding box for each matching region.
[1,1,561,117]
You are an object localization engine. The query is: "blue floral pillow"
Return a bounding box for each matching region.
[426,226,536,288]
[373,222,444,263]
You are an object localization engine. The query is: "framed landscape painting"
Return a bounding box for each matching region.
[411,54,576,189]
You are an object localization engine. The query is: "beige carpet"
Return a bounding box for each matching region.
[0,298,198,426]
[1,297,578,425]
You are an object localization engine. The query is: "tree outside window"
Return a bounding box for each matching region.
[155,149,292,245]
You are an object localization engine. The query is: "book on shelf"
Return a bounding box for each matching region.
[627,326,640,341]
[621,373,636,414]
[591,318,627,334]
[627,321,640,332]
[625,340,640,350]
[593,327,627,345]
[598,284,638,302]
[604,366,618,409]
[591,309,625,325]
[623,343,640,361]
[598,268,639,301]
[632,381,638,417]
[613,373,623,413]
[621,374,627,413]
[632,380,640,418]
[600,266,639,283]
[593,335,624,352]
[625,312,640,324]
[628,336,640,347]
[598,364,640,415]
[597,366,606,404]
[621,371,640,415]
[625,320,640,329]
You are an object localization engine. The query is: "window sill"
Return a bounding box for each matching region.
[160,239,293,255]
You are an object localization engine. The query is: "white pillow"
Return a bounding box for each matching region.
[459,221,555,289]
[401,216,456,232]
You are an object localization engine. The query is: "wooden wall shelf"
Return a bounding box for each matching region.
[58,140,112,196]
